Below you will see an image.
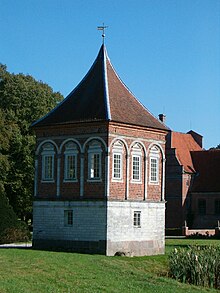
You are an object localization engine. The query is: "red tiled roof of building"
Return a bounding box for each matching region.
[32,45,168,131]
[191,150,220,192]
[171,132,202,172]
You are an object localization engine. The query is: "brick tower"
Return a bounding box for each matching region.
[32,44,169,256]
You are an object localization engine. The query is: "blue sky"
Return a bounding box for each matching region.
[1,0,219,149]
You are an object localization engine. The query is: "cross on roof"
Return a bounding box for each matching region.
[97,23,108,44]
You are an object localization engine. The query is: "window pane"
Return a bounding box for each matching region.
[113,154,121,179]
[44,155,53,180]
[150,158,158,182]
[133,156,140,180]
[90,153,100,179]
[94,154,100,178]
[134,211,141,227]
[64,210,73,226]
[66,155,76,180]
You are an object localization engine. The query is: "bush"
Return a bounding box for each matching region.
[169,245,220,289]
[0,193,31,244]
[0,224,31,244]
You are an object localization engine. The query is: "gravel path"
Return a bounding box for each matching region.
[0,243,32,248]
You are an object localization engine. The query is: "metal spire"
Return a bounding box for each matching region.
[97,23,108,44]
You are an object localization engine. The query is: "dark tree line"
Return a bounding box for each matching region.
[209,144,220,150]
[0,64,63,223]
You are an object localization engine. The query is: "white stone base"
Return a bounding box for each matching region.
[106,200,165,256]
[33,200,165,256]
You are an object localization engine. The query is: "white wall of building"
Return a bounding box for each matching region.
[33,201,107,242]
[33,200,165,256]
[106,201,165,256]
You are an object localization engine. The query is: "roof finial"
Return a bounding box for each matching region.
[97,23,108,44]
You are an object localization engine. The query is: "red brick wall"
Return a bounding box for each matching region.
[59,144,81,199]
[147,151,163,201]
[129,153,145,201]
[165,147,195,229]
[35,121,108,200]
[83,142,106,199]
[109,141,127,200]
[37,149,57,199]
[108,122,166,201]
[190,192,220,228]
[34,121,167,202]
[165,147,184,229]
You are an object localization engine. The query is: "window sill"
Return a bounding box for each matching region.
[131,180,142,184]
[41,180,55,183]
[149,181,159,185]
[112,178,123,183]
[63,179,78,183]
[87,179,102,183]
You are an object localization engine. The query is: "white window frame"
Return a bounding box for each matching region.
[41,144,55,182]
[150,157,159,184]
[131,143,142,184]
[132,155,141,182]
[112,152,123,181]
[64,210,73,227]
[133,211,141,227]
[64,143,78,182]
[112,141,124,182]
[87,143,102,182]
[149,146,160,185]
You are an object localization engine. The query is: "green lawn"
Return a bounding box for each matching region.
[166,238,220,254]
[0,239,219,293]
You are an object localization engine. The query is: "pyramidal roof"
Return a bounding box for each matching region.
[33,45,168,131]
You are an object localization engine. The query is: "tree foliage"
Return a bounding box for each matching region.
[0,64,63,220]
[209,144,220,150]
[0,192,18,237]
[0,192,31,244]
[0,109,11,194]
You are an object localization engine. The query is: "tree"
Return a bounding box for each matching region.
[0,64,63,221]
[0,109,11,195]
[0,192,31,244]
[209,144,220,150]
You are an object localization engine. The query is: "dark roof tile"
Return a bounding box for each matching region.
[33,45,168,131]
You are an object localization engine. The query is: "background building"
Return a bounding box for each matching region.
[165,130,220,235]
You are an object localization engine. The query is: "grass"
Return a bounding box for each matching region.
[166,238,220,254]
[0,239,219,293]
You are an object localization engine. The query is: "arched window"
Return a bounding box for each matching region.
[41,143,55,182]
[112,141,123,181]
[88,141,102,181]
[131,143,142,183]
[64,142,78,182]
[149,146,160,184]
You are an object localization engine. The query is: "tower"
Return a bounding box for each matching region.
[32,44,168,255]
